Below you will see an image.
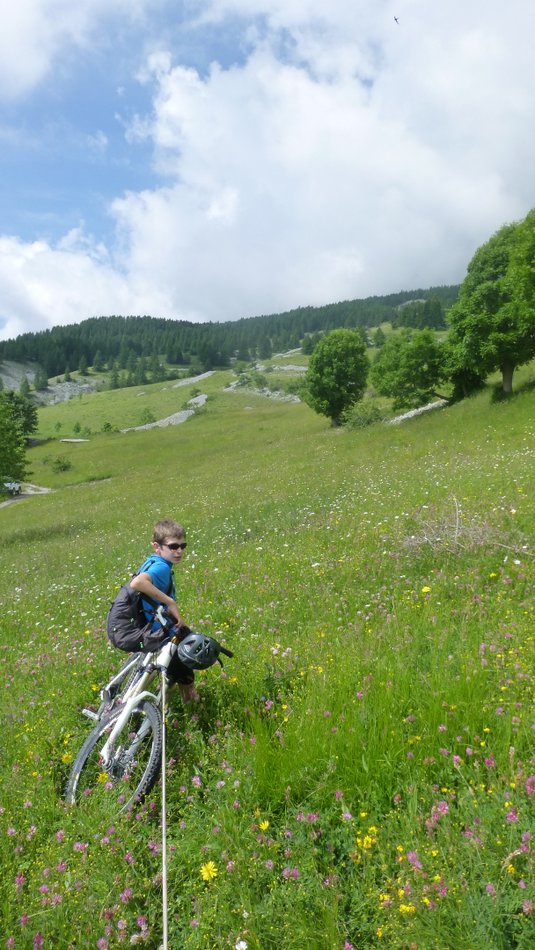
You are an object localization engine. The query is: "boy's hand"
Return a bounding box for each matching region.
[166,602,181,625]
[175,623,192,641]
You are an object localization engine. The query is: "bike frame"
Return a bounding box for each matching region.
[99,686,161,764]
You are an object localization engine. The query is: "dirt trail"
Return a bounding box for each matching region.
[0,483,53,509]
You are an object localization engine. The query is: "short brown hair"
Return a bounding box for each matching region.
[153,519,185,544]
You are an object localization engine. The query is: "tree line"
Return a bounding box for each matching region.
[0,286,457,382]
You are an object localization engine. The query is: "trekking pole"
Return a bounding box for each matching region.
[160,670,169,950]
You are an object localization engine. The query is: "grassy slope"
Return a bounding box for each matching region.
[0,370,534,948]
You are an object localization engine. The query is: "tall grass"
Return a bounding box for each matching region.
[1,371,534,948]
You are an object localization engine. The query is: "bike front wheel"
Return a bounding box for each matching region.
[65,700,162,813]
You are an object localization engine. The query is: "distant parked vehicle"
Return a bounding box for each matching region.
[3,481,21,495]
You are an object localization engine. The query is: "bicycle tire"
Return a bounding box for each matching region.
[65,699,162,813]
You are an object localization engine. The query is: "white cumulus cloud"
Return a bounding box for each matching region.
[0,0,534,338]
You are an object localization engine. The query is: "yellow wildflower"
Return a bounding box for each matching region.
[200,861,218,882]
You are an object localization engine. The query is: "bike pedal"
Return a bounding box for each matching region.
[82,708,99,721]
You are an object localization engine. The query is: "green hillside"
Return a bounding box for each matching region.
[1,367,534,948]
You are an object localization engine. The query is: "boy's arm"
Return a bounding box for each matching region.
[130,572,183,626]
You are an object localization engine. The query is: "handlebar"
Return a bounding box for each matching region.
[154,605,234,659]
[155,605,175,631]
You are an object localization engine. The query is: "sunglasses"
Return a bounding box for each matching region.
[163,542,187,551]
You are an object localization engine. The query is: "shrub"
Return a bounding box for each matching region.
[51,456,72,473]
[343,400,386,429]
[139,408,156,425]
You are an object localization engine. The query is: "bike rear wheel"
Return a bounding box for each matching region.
[65,700,162,813]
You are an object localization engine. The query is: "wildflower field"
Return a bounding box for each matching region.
[0,368,534,949]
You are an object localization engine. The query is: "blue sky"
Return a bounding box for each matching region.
[0,0,533,340]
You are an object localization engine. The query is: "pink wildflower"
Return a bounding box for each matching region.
[407,851,423,870]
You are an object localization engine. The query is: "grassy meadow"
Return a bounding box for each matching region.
[1,364,534,949]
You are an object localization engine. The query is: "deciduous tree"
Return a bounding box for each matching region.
[303,329,369,426]
[447,212,535,393]
[2,391,38,437]
[0,393,28,482]
[371,329,447,410]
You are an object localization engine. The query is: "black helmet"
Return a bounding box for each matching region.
[176,632,232,670]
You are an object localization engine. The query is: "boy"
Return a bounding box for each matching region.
[130,518,199,704]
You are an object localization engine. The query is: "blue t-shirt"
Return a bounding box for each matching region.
[138,555,175,630]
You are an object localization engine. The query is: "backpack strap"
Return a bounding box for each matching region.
[132,556,174,619]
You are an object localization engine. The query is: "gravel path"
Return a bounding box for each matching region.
[0,483,53,508]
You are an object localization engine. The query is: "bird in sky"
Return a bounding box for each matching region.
[394,16,399,24]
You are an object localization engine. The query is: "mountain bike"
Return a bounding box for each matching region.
[64,608,232,813]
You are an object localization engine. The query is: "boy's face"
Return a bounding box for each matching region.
[153,535,187,565]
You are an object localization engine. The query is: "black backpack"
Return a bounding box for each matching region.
[106,562,173,653]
